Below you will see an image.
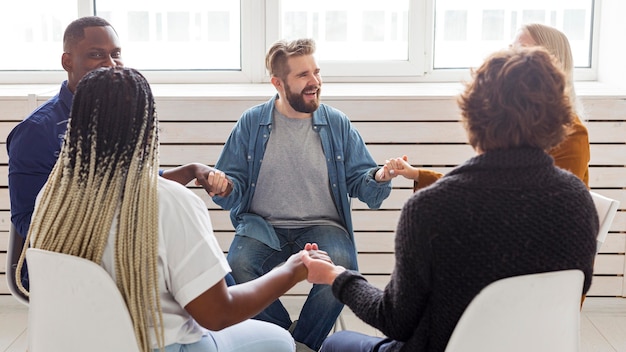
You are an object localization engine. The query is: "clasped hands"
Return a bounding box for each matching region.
[297,242,347,286]
[194,165,233,197]
[375,155,419,182]
[195,155,416,196]
[382,154,419,181]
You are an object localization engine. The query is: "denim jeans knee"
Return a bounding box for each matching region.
[227,235,288,283]
[296,225,358,270]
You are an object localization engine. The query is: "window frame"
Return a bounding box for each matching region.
[265,0,428,82]
[0,0,600,84]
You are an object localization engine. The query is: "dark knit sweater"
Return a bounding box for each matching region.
[332,147,598,352]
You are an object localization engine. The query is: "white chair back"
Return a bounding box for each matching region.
[26,248,140,352]
[6,223,28,305]
[444,270,584,352]
[590,191,620,252]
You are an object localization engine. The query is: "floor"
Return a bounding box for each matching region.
[1,295,626,351]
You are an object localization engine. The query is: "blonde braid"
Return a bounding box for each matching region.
[16,67,165,352]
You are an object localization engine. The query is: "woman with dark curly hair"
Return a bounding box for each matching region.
[300,47,598,352]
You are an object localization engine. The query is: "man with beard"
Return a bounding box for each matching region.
[210,38,393,352]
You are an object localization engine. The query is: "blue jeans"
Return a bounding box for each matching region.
[156,319,295,352]
[227,225,358,351]
[224,272,236,286]
[320,331,394,352]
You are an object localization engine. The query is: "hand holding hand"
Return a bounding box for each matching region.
[303,243,333,264]
[301,243,345,285]
[375,165,395,182]
[194,167,233,197]
[384,155,419,181]
[282,243,331,282]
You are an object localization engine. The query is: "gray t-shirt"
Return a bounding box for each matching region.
[249,109,344,230]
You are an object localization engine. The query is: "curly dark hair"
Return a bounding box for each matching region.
[458,46,574,153]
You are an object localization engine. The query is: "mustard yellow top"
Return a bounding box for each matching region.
[414,115,590,191]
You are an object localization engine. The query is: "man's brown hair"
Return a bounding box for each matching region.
[265,38,316,80]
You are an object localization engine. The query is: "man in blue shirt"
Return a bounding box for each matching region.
[8,16,122,241]
[7,16,229,291]
[211,38,393,352]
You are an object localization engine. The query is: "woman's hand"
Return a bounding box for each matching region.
[282,243,332,282]
[301,243,345,285]
[194,166,232,197]
[385,155,420,182]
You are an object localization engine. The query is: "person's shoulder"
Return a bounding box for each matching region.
[24,98,62,123]
[236,99,273,127]
[7,99,60,144]
[157,178,215,237]
[242,96,274,115]
[553,166,589,191]
[158,177,203,205]
[405,181,440,207]
[320,103,348,118]
[244,101,267,112]
[406,174,463,210]
[158,177,210,212]
[158,177,196,197]
[317,104,352,129]
[562,114,589,141]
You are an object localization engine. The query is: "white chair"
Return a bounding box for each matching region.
[6,223,29,305]
[590,191,620,252]
[444,270,584,352]
[26,248,140,352]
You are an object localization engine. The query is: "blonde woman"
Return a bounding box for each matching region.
[387,23,590,189]
[17,67,325,352]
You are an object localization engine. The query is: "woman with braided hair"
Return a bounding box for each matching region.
[16,67,321,352]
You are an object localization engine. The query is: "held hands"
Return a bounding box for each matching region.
[194,165,233,197]
[161,163,232,196]
[375,165,395,182]
[283,243,333,282]
[384,155,419,182]
[301,243,346,285]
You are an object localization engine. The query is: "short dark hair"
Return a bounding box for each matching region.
[459,46,573,152]
[63,16,115,52]
[265,38,316,80]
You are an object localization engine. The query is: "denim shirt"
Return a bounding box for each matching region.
[213,95,391,250]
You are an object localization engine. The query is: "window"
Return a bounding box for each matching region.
[433,0,594,70]
[96,0,241,70]
[270,0,424,78]
[0,0,77,70]
[0,0,597,84]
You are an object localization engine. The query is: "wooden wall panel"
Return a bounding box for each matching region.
[0,87,624,297]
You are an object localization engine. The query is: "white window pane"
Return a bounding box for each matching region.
[279,0,409,61]
[434,0,593,69]
[0,2,78,71]
[96,0,241,70]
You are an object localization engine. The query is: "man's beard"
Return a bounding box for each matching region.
[284,82,320,113]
